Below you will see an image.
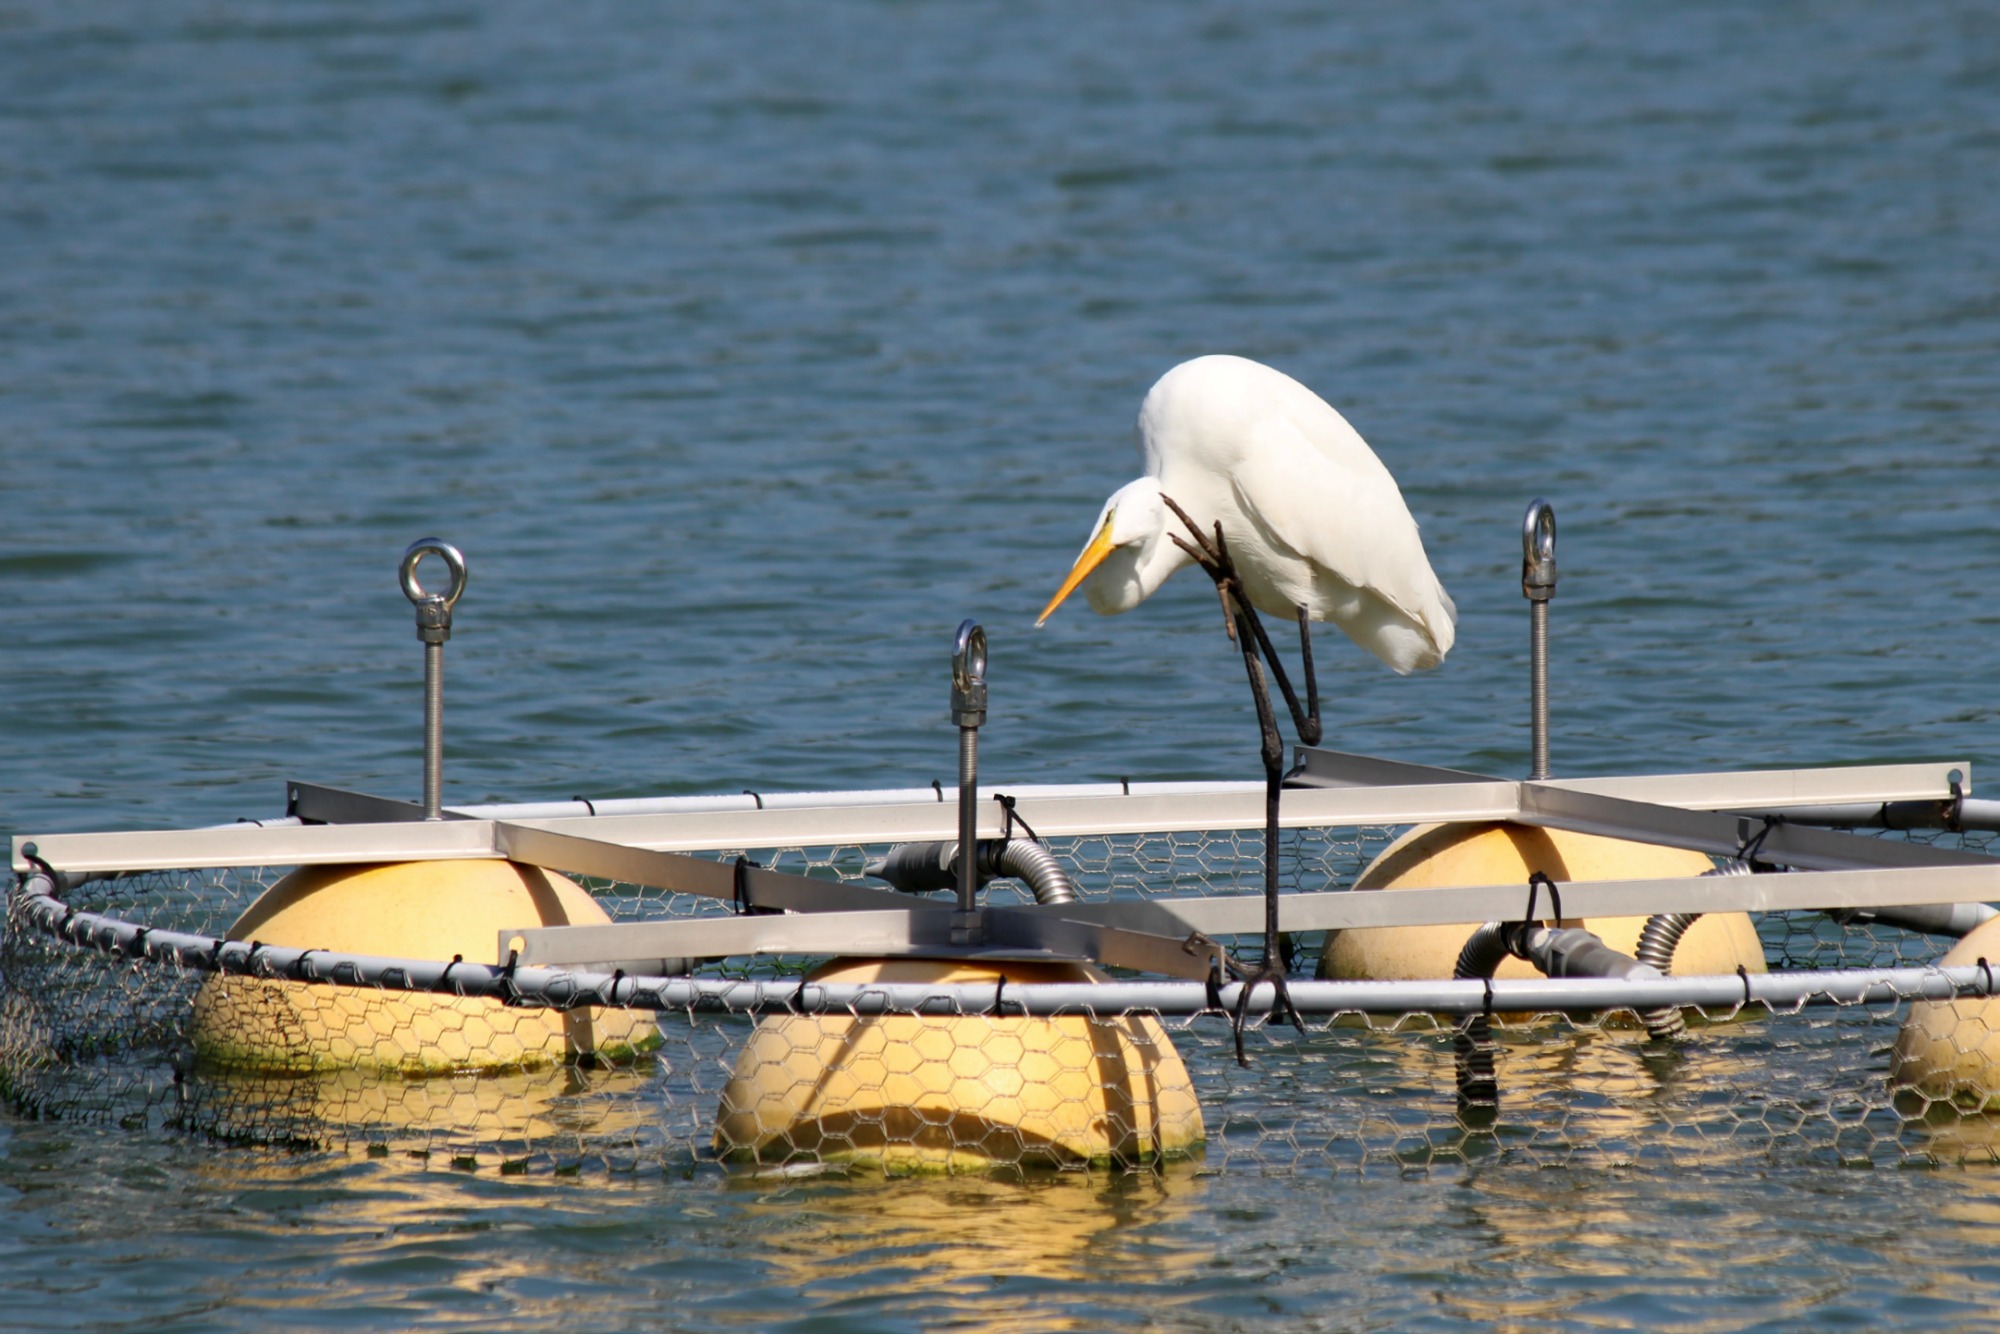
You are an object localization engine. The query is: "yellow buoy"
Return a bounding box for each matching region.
[1891,916,2000,1112]
[191,859,656,1075]
[1317,822,1766,984]
[713,957,1204,1172]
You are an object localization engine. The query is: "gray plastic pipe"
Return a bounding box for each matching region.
[865,839,1078,906]
[1835,901,1998,938]
[1454,921,1667,1107]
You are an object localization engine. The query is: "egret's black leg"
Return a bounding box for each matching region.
[1295,603,1322,748]
[1224,596,1320,752]
[1162,497,1321,747]
[1160,493,1305,1063]
[1222,606,1303,1064]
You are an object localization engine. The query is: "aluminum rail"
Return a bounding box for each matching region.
[13,761,1971,874]
[365,780,1266,822]
[17,878,1999,1018]
[1123,862,2000,936]
[497,860,2000,967]
[1758,799,2000,833]
[1285,749,1967,810]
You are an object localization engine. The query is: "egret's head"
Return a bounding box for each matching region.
[1036,478,1183,624]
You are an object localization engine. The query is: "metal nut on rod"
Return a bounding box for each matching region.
[401,537,468,644]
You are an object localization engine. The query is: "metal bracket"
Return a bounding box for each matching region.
[287,781,474,825]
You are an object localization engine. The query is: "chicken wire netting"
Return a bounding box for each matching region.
[6,822,2000,1177]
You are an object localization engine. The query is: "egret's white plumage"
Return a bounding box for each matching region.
[1038,354,1456,675]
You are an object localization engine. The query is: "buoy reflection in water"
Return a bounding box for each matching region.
[743,1166,1208,1330]
[177,1060,661,1166]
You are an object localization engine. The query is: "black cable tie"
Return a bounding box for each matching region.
[1736,963,1752,1006]
[1524,870,1561,927]
[993,973,1007,1017]
[292,946,312,979]
[571,795,597,817]
[19,849,59,892]
[994,793,1043,845]
[932,780,944,802]
[1948,777,1966,834]
[130,926,150,960]
[732,856,759,915]
[1205,960,1225,1010]
[440,954,462,992]
[1121,777,1130,796]
[1980,956,1993,996]
[790,976,812,1013]
[1482,975,1495,1019]
[1736,815,1779,866]
[742,789,763,810]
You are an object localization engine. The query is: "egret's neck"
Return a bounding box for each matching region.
[1081,479,1193,615]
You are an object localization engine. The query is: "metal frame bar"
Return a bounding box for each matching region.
[500,860,2000,966]
[503,899,1225,981]
[1513,783,1990,870]
[13,756,1992,981]
[13,759,1969,874]
[1288,747,1968,811]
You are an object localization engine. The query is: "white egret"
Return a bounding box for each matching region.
[1036,353,1456,672]
[1037,354,1457,1056]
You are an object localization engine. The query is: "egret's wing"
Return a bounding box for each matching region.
[1229,413,1453,635]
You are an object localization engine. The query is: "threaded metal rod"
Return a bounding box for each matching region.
[400,537,465,824]
[423,639,445,820]
[1529,598,1549,781]
[956,726,978,915]
[1521,500,1557,781]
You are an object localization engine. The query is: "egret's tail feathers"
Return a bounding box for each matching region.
[1347,584,1455,675]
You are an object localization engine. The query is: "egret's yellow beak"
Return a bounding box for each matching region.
[1036,513,1119,626]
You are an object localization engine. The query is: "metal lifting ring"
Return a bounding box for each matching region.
[952,619,987,688]
[400,537,468,612]
[951,619,988,727]
[1521,499,1557,600]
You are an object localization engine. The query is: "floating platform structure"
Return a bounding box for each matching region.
[10,534,2000,1172]
[12,747,2000,1170]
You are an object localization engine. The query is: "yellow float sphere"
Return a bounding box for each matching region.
[191,859,657,1076]
[713,957,1204,1172]
[1891,916,2000,1112]
[1317,822,1766,984]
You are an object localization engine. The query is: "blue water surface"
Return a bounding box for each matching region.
[7,1,2000,1329]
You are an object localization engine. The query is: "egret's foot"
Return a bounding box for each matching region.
[1162,496,1238,589]
[1228,961,1304,1067]
[1163,503,1257,654]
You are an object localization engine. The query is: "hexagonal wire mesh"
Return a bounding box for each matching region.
[7,821,2000,1176]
